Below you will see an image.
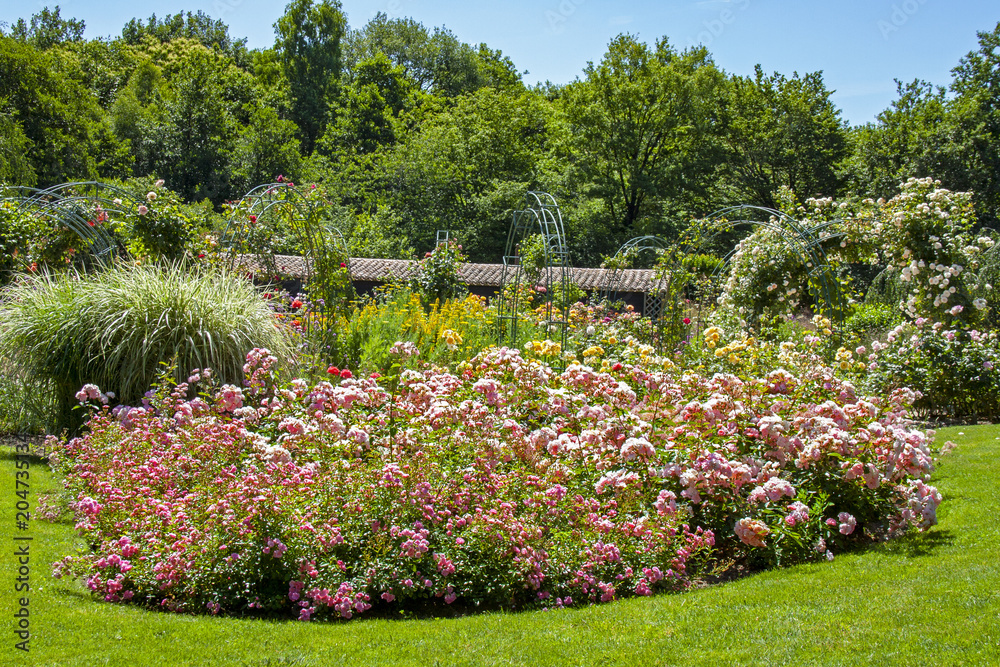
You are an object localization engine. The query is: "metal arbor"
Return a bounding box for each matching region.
[599,235,671,319]
[2,182,146,270]
[665,205,848,336]
[220,182,354,354]
[497,192,571,363]
[221,183,343,281]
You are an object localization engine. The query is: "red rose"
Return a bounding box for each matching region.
[327,366,339,375]
[683,317,691,325]
[612,362,623,371]
[340,369,353,379]
[291,299,303,309]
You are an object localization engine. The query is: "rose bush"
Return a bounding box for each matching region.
[50,334,939,620]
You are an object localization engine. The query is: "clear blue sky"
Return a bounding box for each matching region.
[2,0,997,126]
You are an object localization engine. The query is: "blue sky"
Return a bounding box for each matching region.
[2,0,997,125]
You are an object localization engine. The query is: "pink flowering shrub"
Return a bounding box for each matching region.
[51,344,939,619]
[857,318,1000,419]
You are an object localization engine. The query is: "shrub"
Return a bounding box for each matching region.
[0,262,292,433]
[51,340,939,620]
[860,318,1000,419]
[411,240,468,305]
[842,302,903,340]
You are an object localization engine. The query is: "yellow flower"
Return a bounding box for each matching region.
[728,353,739,364]
[839,360,850,371]
[715,348,726,358]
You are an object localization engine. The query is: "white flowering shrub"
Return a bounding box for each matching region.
[717,179,996,329]
[878,178,993,323]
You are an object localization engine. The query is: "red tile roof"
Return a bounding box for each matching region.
[246,255,662,293]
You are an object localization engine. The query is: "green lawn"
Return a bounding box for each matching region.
[2,425,999,666]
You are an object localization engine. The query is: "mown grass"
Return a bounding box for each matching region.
[2,425,998,666]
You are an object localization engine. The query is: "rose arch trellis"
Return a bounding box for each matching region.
[599,235,672,318]
[220,182,353,357]
[496,192,570,363]
[2,181,148,268]
[649,205,848,348]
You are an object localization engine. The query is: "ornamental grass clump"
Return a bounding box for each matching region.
[0,261,292,433]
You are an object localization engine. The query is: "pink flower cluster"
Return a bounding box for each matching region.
[50,343,939,620]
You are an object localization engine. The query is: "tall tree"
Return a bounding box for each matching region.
[719,66,848,208]
[11,6,84,50]
[561,35,725,235]
[274,0,346,155]
[155,51,237,202]
[344,13,510,97]
[384,88,554,260]
[321,52,416,157]
[842,79,950,200]
[946,21,1000,226]
[841,22,1000,227]
[0,36,124,185]
[121,10,248,65]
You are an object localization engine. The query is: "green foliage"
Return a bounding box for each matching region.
[842,302,903,339]
[231,105,303,194]
[382,88,551,260]
[0,112,35,186]
[843,22,1000,227]
[412,240,468,304]
[120,10,249,65]
[0,35,126,185]
[10,6,85,50]
[344,12,509,97]
[274,0,346,154]
[0,262,293,433]
[155,51,239,202]
[561,35,725,235]
[861,320,1000,420]
[320,52,415,156]
[328,287,492,373]
[720,66,848,208]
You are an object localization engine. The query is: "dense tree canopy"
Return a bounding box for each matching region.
[2,7,999,261]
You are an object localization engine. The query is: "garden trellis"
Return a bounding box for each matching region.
[599,235,671,318]
[497,192,571,363]
[220,182,354,362]
[2,181,146,266]
[667,204,849,332]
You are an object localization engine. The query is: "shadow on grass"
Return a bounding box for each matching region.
[873,528,955,558]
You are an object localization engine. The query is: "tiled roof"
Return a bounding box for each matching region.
[255,255,662,293]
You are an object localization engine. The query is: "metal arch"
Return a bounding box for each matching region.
[696,205,847,322]
[221,183,354,285]
[497,192,571,366]
[4,181,146,264]
[220,182,354,366]
[599,235,671,316]
[223,183,316,278]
